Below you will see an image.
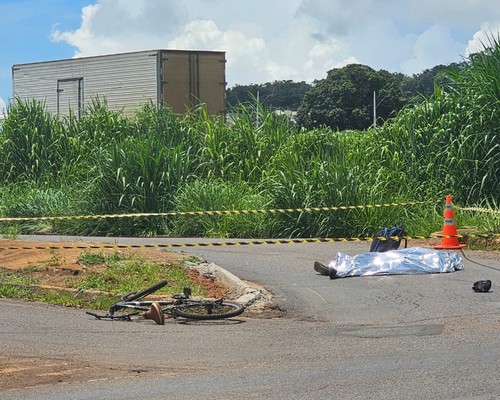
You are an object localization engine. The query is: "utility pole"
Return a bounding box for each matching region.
[256,90,260,127]
[373,91,377,129]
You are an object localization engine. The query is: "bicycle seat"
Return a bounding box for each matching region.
[143,302,165,325]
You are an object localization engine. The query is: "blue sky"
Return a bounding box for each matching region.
[0,1,89,112]
[1,0,499,116]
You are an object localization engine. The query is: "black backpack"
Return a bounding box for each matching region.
[370,223,407,253]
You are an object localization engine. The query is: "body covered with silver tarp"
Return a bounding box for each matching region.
[328,247,464,278]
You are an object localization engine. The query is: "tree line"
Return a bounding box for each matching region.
[226,62,466,131]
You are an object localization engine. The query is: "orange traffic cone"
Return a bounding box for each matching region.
[433,194,466,250]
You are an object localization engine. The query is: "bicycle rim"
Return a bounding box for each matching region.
[172,301,244,320]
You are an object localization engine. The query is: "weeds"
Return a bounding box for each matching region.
[76,250,125,266]
[46,249,66,267]
[0,268,40,285]
[69,259,206,297]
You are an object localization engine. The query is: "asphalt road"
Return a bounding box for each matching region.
[1,235,499,399]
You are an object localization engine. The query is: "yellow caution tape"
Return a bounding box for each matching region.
[0,233,497,251]
[0,200,437,222]
[455,206,500,214]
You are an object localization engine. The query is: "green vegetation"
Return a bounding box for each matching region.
[0,251,208,309]
[72,251,206,295]
[0,280,117,309]
[227,80,310,110]
[0,38,498,243]
[0,268,40,286]
[226,63,467,130]
[76,250,121,265]
[296,64,409,130]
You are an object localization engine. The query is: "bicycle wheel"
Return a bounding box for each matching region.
[122,280,168,302]
[172,301,244,320]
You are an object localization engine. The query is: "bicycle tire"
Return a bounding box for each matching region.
[123,280,168,302]
[172,300,244,320]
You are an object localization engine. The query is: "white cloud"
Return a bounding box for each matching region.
[294,0,500,74]
[168,20,280,84]
[48,0,500,86]
[297,0,400,35]
[51,3,178,56]
[409,0,500,29]
[50,1,313,85]
[466,22,500,56]
[303,38,358,79]
[401,25,466,74]
[342,19,415,72]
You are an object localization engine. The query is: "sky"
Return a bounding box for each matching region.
[1,0,499,116]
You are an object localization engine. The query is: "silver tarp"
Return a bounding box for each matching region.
[328,247,464,278]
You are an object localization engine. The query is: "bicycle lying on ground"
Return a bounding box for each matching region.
[86,280,245,324]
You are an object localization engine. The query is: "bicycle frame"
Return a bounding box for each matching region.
[109,297,224,316]
[86,281,245,322]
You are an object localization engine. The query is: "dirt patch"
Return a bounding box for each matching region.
[0,356,132,390]
[0,238,185,270]
[0,354,206,391]
[0,238,228,298]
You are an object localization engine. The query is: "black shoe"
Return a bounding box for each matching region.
[329,268,338,279]
[314,261,330,276]
[472,280,491,292]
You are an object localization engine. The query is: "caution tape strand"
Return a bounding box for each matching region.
[0,233,498,251]
[0,200,437,223]
[455,206,500,214]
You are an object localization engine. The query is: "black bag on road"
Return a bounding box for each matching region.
[370,223,406,253]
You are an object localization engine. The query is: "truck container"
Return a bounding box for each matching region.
[12,49,226,117]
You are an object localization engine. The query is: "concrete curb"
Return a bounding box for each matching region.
[189,261,272,308]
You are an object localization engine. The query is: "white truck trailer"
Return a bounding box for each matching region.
[12,49,226,117]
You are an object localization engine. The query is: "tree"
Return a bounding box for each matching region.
[226,62,466,130]
[226,80,310,110]
[296,64,410,131]
[403,62,468,100]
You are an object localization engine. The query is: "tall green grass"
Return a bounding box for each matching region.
[373,35,500,204]
[0,38,498,239]
[1,98,66,183]
[171,179,272,238]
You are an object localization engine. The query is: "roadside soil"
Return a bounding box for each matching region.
[0,355,158,391]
